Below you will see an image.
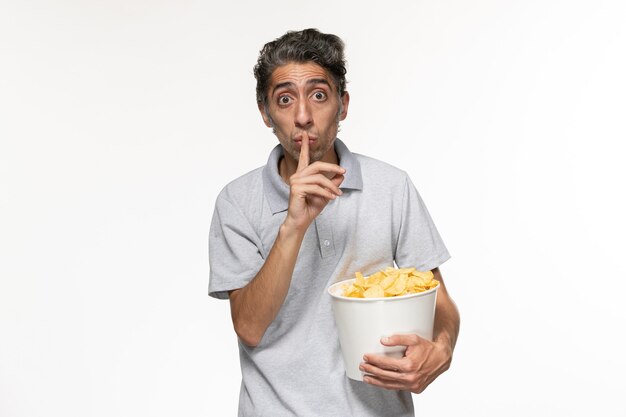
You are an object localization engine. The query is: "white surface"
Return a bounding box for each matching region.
[329,279,437,380]
[1,1,625,416]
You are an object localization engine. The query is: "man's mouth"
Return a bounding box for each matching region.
[294,135,318,145]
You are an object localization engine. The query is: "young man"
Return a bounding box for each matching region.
[209,28,460,416]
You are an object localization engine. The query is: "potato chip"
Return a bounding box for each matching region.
[363,271,383,287]
[342,267,439,298]
[413,270,434,281]
[385,274,407,296]
[379,274,397,290]
[355,272,366,288]
[342,283,362,298]
[363,284,384,298]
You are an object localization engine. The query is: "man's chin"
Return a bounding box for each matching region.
[300,150,324,163]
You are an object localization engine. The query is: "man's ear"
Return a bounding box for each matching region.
[339,91,350,121]
[258,103,272,128]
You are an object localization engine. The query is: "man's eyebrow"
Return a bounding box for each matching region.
[272,82,295,96]
[306,78,331,88]
[271,78,332,96]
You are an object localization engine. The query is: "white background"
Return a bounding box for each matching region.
[1,1,625,416]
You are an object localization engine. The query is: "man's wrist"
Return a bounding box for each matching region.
[433,331,455,353]
[280,218,308,240]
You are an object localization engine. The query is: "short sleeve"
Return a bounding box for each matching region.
[208,193,265,299]
[395,175,451,271]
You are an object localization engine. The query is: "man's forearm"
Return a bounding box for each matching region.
[229,222,306,347]
[432,268,460,351]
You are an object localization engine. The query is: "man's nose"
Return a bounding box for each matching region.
[294,100,313,128]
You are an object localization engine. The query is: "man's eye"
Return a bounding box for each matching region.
[279,96,291,105]
[314,92,326,100]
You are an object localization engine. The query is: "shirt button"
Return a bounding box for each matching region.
[323,239,331,247]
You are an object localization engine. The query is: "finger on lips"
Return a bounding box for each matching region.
[297,132,310,172]
[293,132,345,198]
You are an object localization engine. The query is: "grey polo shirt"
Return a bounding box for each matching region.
[209,139,450,417]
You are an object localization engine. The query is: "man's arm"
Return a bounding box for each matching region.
[229,135,345,347]
[431,268,460,353]
[360,267,460,393]
[228,222,305,347]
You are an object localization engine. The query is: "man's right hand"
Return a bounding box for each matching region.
[230,133,345,347]
[284,132,345,232]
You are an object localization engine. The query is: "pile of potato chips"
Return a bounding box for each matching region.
[342,267,439,298]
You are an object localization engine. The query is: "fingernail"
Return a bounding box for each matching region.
[363,355,368,362]
[382,337,390,343]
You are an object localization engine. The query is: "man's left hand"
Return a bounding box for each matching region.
[359,334,452,393]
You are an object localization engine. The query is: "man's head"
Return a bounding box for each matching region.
[254,29,350,165]
[254,28,347,107]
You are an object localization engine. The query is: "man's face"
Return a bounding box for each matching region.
[259,62,350,164]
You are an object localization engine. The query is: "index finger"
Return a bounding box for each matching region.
[296,132,310,173]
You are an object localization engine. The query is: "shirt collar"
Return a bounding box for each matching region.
[262,138,363,214]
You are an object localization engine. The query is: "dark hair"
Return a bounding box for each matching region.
[253,28,347,105]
